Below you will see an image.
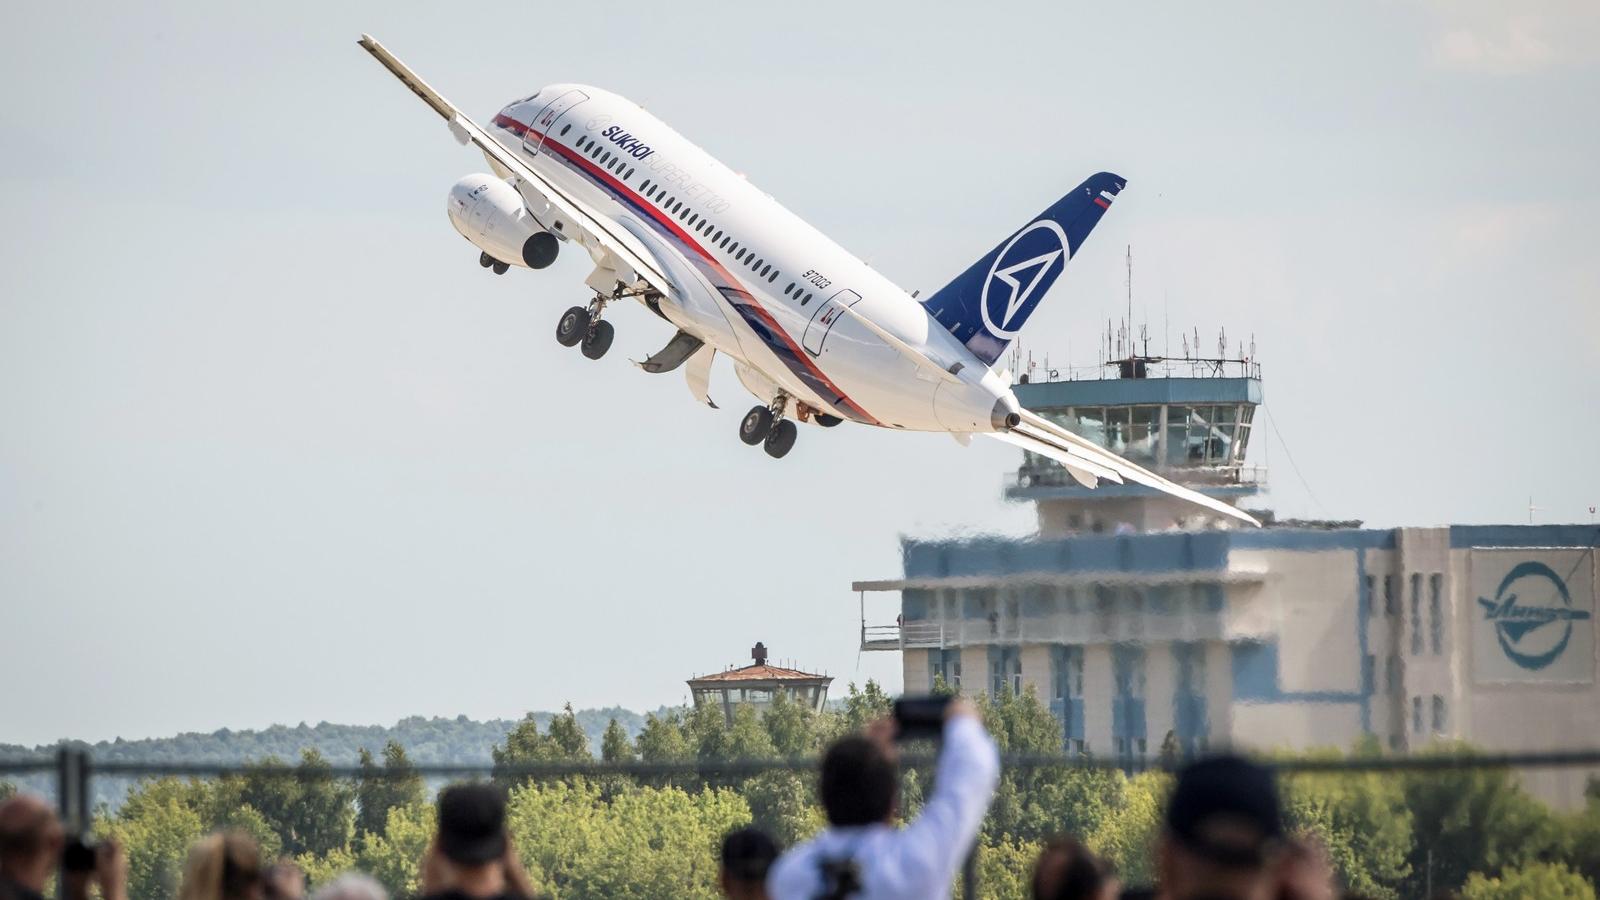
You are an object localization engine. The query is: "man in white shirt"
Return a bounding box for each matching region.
[767,698,1000,900]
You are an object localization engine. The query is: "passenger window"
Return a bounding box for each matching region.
[641,180,652,192]
[625,168,634,179]
[768,270,778,282]
[688,214,698,227]
[561,125,571,136]
[783,284,794,296]
[713,230,723,243]
[679,207,690,220]
[761,265,771,277]
[754,258,763,270]
[667,197,676,208]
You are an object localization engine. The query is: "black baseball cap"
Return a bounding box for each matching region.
[720,826,779,883]
[1165,755,1285,868]
[436,784,509,864]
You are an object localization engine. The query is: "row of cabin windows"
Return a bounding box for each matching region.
[573,133,637,182]
[558,132,824,304]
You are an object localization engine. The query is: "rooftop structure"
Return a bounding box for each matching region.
[853,331,1599,809]
[687,642,833,723]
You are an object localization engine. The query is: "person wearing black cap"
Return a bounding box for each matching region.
[419,784,537,900]
[719,827,778,900]
[1156,755,1288,900]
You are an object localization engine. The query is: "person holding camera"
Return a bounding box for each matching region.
[766,695,999,900]
[0,795,125,900]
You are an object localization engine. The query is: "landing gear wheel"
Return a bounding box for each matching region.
[739,406,774,445]
[556,306,590,347]
[764,420,798,459]
[492,261,510,275]
[479,252,495,269]
[580,320,614,360]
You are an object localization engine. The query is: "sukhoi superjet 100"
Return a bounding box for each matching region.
[359,35,1257,526]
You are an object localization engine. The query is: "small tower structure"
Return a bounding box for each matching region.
[687,642,833,724]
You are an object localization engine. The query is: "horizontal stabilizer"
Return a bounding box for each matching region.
[996,409,1260,526]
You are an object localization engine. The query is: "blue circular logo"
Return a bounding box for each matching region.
[1477,561,1591,671]
[979,220,1069,338]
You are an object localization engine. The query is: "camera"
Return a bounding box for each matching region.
[62,837,98,873]
[892,695,953,741]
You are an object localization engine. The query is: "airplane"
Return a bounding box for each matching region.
[357,35,1258,527]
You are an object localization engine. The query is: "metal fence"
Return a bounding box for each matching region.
[5,747,1600,899]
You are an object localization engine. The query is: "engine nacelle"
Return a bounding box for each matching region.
[446,174,559,269]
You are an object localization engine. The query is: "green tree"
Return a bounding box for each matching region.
[1282,745,1413,900]
[741,770,823,847]
[505,779,750,898]
[762,690,818,757]
[98,778,208,900]
[1461,861,1596,900]
[1401,744,1567,896]
[725,704,776,759]
[353,801,436,898]
[356,741,423,840]
[0,781,14,802]
[1087,770,1170,888]
[978,686,1124,844]
[685,702,730,762]
[961,838,1041,900]
[290,749,357,857]
[601,719,636,764]
[635,712,693,763]
[493,706,593,786]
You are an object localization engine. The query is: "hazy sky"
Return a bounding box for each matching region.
[2,1,1596,746]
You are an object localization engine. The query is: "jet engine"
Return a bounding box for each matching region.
[446,174,559,269]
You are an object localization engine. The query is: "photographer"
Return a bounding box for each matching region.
[0,795,125,900]
[767,696,999,900]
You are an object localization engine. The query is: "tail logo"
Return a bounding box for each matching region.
[980,220,1070,338]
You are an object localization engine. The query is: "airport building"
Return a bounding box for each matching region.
[688,641,833,723]
[854,353,1599,807]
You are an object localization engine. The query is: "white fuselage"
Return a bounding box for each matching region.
[487,85,1015,434]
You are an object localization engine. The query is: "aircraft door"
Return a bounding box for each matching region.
[802,290,862,357]
[523,89,589,155]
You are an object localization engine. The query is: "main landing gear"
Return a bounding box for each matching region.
[740,396,798,459]
[555,295,614,360]
[479,251,509,275]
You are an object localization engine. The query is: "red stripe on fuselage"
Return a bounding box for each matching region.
[495,114,879,425]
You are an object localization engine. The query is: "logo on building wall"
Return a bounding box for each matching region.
[1477,561,1592,671]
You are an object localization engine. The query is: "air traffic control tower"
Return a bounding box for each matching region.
[1007,351,1265,534]
[853,342,1600,807]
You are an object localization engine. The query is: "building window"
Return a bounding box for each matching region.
[1051,645,1086,751]
[1173,642,1208,754]
[989,646,1021,697]
[1364,575,1376,616]
[1431,694,1446,733]
[1362,654,1375,695]
[1112,644,1147,765]
[1410,574,1423,655]
[1428,574,1443,654]
[1384,575,1398,615]
[1412,695,1422,733]
[931,648,961,692]
[1386,654,1400,692]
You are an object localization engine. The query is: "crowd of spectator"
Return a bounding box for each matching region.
[0,699,1366,900]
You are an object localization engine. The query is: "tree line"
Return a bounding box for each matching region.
[7,683,1597,899]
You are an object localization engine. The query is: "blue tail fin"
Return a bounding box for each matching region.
[922,172,1125,366]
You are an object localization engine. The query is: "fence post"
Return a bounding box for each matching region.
[56,747,91,900]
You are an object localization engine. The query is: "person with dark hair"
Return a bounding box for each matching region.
[767,697,999,899]
[0,795,125,900]
[419,784,537,900]
[1156,755,1288,900]
[1030,836,1118,900]
[719,827,778,900]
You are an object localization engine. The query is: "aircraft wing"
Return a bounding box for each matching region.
[357,34,670,293]
[994,409,1261,526]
